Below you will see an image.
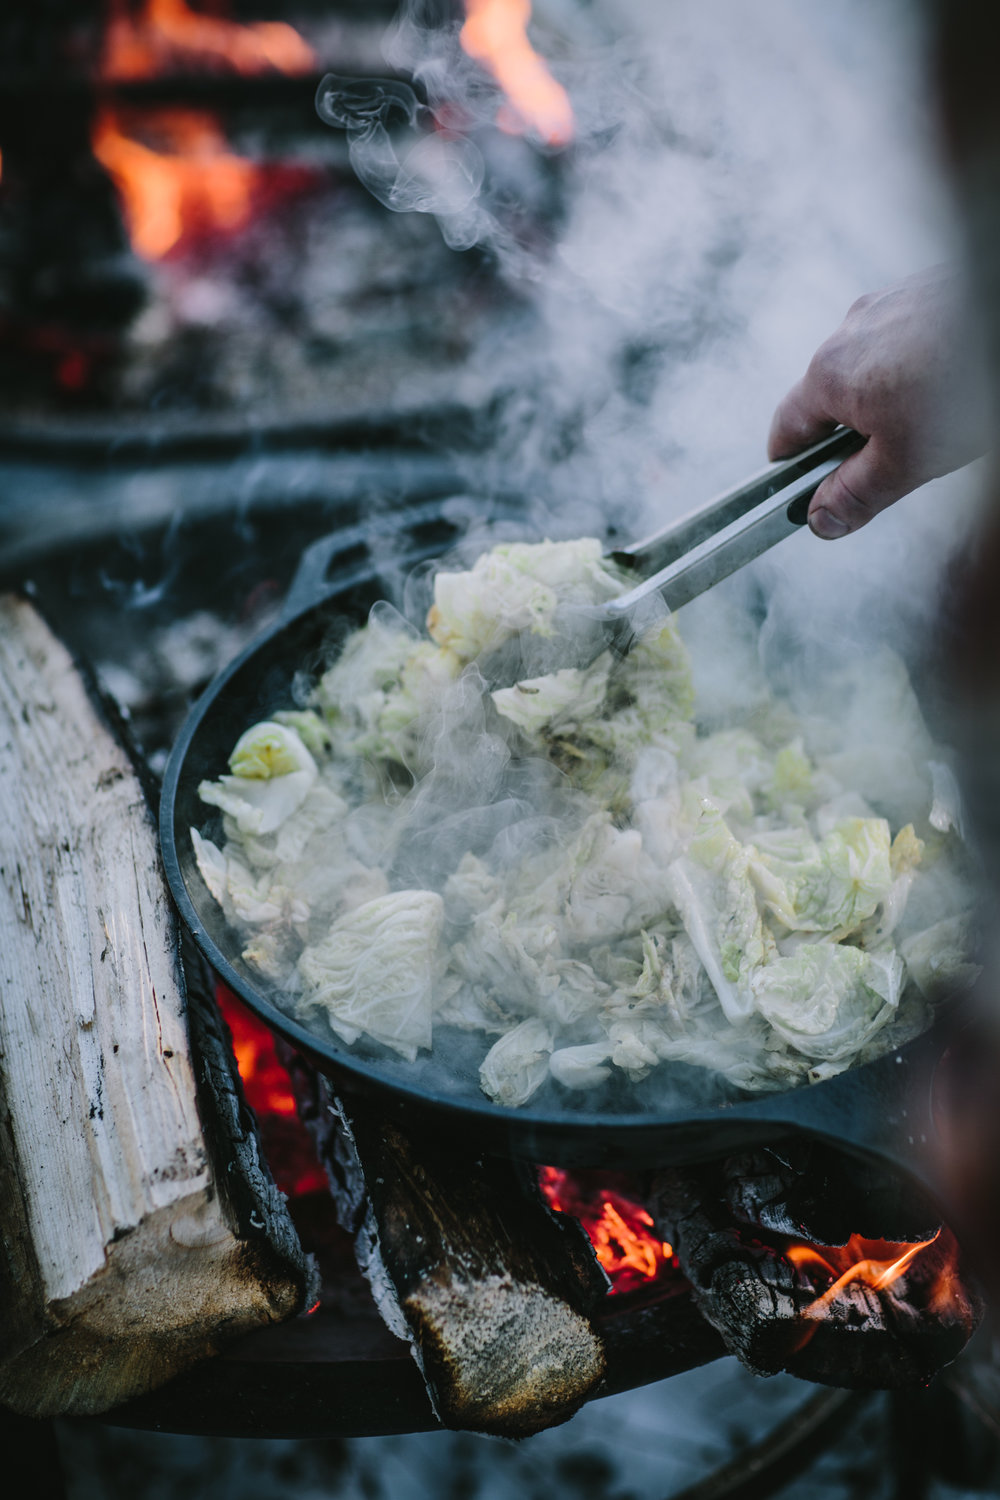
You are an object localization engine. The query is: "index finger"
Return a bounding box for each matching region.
[767,375,840,461]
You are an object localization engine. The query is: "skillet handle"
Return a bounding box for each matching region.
[281,533,352,622]
[737,1024,945,1203]
[281,500,468,623]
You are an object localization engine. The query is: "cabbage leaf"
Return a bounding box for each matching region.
[297,890,445,1060]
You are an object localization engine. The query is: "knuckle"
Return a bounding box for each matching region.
[827,469,879,524]
[806,346,843,402]
[847,291,876,318]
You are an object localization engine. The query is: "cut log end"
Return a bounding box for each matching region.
[281,1052,610,1438]
[406,1274,606,1436]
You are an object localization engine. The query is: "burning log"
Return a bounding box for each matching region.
[723,1141,941,1246]
[652,1162,983,1389]
[0,595,317,1419]
[282,1046,609,1438]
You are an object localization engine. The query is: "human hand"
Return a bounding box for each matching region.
[768,266,987,539]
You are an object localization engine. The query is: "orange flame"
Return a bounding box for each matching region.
[787,1231,942,1318]
[215,984,328,1199]
[93,105,266,259]
[539,1166,675,1295]
[94,1,317,261]
[101,0,315,81]
[460,0,574,148]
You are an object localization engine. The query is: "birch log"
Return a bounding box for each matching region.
[0,594,316,1418]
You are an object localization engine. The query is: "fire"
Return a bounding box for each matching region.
[539,1166,675,1295]
[787,1231,942,1318]
[95,1,317,261]
[101,0,315,81]
[93,106,263,260]
[215,983,328,1199]
[460,0,574,149]
[215,983,298,1119]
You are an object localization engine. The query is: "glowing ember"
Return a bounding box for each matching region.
[215,984,328,1199]
[460,0,574,148]
[787,1231,943,1318]
[539,1166,675,1295]
[216,982,298,1119]
[101,0,315,81]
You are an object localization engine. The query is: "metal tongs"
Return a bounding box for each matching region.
[481,427,866,688]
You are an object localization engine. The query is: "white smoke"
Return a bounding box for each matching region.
[321,1,977,518]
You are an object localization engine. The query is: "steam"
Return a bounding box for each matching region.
[316,0,985,602]
[194,0,992,1108]
[315,74,490,251]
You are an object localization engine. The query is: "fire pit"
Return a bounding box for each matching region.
[0,467,986,1448]
[1,2,997,1494]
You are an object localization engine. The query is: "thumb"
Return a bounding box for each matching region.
[806,439,911,539]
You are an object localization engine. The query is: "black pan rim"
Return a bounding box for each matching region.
[159,585,946,1165]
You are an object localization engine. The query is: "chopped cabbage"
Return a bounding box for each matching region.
[491,660,610,738]
[297,891,445,1061]
[312,615,460,769]
[549,1042,613,1090]
[479,1017,554,1106]
[428,538,625,660]
[198,721,317,834]
[750,818,894,935]
[751,944,903,1060]
[191,536,979,1103]
[669,806,776,1022]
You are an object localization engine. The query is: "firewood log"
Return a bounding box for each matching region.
[652,1164,983,1389]
[0,594,317,1418]
[281,1045,609,1438]
[723,1143,940,1247]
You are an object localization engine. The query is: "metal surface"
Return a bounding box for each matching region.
[159,496,954,1191]
[480,429,865,686]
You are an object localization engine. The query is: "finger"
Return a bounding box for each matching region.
[806,440,912,539]
[767,376,840,461]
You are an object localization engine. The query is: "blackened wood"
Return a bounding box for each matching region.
[652,1166,983,1388]
[182,947,315,1303]
[595,1284,724,1397]
[282,1047,609,1438]
[0,596,317,1418]
[724,1143,940,1247]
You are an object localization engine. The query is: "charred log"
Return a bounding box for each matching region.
[282,1047,609,1438]
[652,1164,983,1389]
[0,595,317,1418]
[723,1141,941,1247]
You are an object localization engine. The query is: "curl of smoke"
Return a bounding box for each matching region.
[321,1,986,754]
[316,72,494,253]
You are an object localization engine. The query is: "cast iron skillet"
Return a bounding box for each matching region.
[160,519,954,1187]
